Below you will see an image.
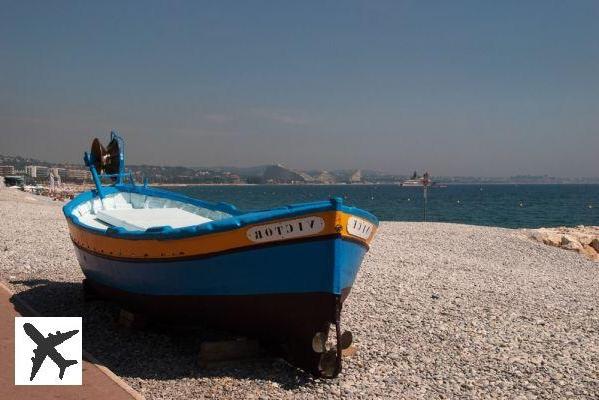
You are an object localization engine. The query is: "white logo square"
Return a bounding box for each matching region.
[14,317,82,385]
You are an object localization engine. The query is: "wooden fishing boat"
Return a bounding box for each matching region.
[63,132,378,377]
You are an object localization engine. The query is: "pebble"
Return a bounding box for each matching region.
[1,189,599,399]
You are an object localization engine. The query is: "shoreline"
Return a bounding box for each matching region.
[5,186,597,231]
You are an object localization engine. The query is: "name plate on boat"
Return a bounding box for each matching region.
[347,216,374,240]
[247,216,325,243]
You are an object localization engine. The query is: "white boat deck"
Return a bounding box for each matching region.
[96,208,212,231]
[72,192,226,232]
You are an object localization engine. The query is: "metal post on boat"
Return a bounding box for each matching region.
[84,152,105,199]
[129,172,137,186]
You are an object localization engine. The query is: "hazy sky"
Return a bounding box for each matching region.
[1,1,598,177]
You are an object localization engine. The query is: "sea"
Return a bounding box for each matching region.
[169,184,599,229]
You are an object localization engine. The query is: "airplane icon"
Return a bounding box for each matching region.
[23,322,79,381]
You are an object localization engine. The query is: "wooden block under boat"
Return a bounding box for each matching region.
[117,309,149,330]
[198,338,264,367]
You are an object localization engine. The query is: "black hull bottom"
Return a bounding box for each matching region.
[84,279,352,377]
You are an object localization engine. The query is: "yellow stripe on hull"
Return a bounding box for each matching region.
[68,210,377,260]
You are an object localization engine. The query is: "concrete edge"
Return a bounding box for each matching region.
[0,280,145,400]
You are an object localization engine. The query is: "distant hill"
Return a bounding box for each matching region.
[262,164,314,183]
[313,170,337,184]
[204,165,270,178]
[128,164,242,184]
[0,154,54,169]
[2,154,598,184]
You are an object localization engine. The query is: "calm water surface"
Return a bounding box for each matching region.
[169,184,599,229]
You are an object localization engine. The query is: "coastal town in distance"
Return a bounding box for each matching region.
[1,153,597,187]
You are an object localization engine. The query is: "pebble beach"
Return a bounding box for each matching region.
[1,188,598,399]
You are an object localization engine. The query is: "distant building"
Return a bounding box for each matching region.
[224,173,242,184]
[25,165,49,178]
[349,170,362,183]
[0,165,15,176]
[38,166,49,178]
[50,168,68,180]
[25,165,36,177]
[66,169,90,182]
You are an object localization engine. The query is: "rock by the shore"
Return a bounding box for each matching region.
[527,226,599,262]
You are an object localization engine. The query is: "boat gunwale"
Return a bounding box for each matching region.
[71,232,369,263]
[63,184,379,240]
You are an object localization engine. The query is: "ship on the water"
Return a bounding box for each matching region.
[400,171,432,187]
[62,132,378,378]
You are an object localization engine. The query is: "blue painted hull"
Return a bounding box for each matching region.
[66,187,376,378]
[75,236,366,297]
[77,236,367,377]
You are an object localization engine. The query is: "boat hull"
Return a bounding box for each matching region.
[65,188,378,377]
[73,234,367,376]
[73,235,366,297]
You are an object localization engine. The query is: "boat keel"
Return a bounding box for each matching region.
[82,278,353,378]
